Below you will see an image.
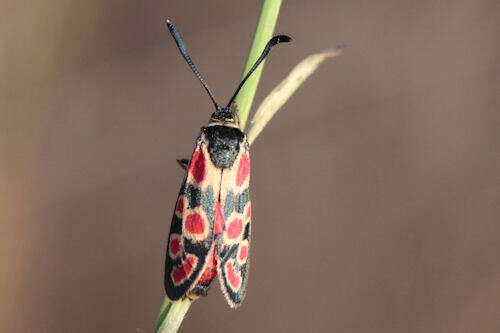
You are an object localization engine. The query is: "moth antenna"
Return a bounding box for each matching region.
[226,34,292,108]
[166,19,220,111]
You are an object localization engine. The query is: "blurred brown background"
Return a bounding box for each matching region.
[2,0,499,332]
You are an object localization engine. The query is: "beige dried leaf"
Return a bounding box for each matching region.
[247,47,344,145]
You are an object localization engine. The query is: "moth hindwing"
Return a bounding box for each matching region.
[164,19,291,308]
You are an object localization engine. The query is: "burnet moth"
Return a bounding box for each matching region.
[164,19,291,308]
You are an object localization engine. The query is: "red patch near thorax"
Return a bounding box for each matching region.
[214,201,225,235]
[189,150,206,183]
[236,153,250,187]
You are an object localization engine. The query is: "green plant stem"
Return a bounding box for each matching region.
[234,0,283,130]
[153,298,172,333]
[154,1,282,332]
[153,298,191,333]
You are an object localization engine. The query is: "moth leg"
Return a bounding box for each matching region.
[176,158,189,170]
[187,282,211,299]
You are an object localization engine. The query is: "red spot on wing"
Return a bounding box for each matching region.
[246,203,251,220]
[172,256,196,284]
[226,261,242,290]
[227,218,243,239]
[239,245,248,261]
[176,198,184,215]
[189,150,206,183]
[198,247,218,283]
[236,153,250,187]
[214,201,225,235]
[198,265,217,284]
[185,213,206,234]
[170,238,180,256]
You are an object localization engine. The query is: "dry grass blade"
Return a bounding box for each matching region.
[247,47,344,145]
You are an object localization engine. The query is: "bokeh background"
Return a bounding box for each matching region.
[2,0,499,332]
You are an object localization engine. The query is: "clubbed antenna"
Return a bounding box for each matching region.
[166,19,220,110]
[226,35,292,108]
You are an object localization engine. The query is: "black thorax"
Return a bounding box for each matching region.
[203,124,245,169]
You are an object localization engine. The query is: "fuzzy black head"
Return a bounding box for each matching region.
[209,107,236,124]
[203,124,245,169]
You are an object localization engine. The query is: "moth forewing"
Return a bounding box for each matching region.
[216,139,252,308]
[164,140,220,300]
[182,138,221,243]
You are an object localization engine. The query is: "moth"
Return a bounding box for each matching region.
[164,19,291,308]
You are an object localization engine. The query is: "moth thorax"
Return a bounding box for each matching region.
[203,125,245,169]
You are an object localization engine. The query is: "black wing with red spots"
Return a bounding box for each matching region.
[217,144,252,308]
[164,136,222,301]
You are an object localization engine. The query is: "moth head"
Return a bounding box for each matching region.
[210,107,236,124]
